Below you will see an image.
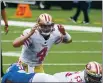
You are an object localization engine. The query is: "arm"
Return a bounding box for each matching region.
[1,9,8,26]
[12,32,32,47]
[1,1,9,34]
[13,25,39,47]
[58,24,72,43]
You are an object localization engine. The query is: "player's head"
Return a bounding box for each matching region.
[84,61,102,83]
[37,13,54,36]
[6,63,24,73]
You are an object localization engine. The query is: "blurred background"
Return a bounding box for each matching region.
[1,0,102,74]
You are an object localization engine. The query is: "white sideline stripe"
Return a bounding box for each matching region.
[2,51,101,57]
[73,40,101,43]
[2,40,102,43]
[1,20,102,33]
[3,63,85,66]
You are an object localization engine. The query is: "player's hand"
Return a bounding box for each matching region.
[30,24,39,35]
[4,24,9,35]
[58,24,66,35]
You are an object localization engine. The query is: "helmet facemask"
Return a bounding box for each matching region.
[84,70,102,83]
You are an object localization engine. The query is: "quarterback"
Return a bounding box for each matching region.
[54,61,102,83]
[13,13,72,73]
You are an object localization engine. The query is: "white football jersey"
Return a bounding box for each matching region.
[31,73,59,82]
[53,71,86,82]
[20,24,71,67]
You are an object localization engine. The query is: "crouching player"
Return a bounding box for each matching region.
[2,63,59,83]
[54,61,102,83]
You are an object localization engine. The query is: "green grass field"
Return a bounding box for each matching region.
[6,7,102,27]
[2,7,102,74]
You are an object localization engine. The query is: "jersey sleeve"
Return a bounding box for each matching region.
[20,29,32,46]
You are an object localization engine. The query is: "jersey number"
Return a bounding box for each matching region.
[37,47,47,62]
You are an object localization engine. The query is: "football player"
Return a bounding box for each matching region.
[12,13,72,73]
[54,61,102,83]
[1,63,59,83]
